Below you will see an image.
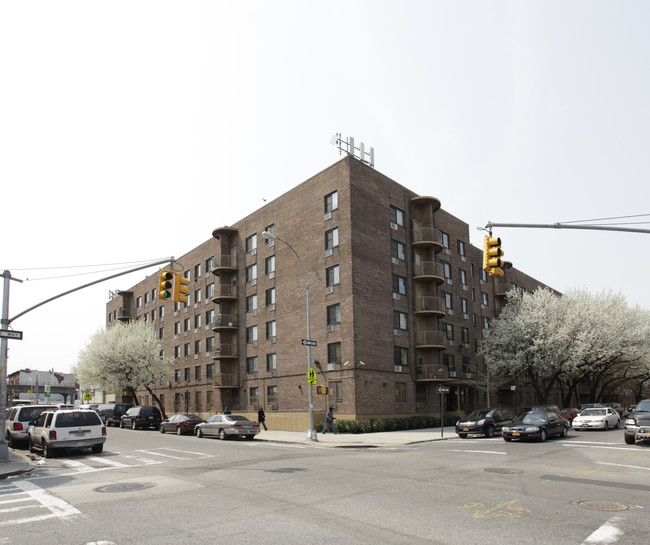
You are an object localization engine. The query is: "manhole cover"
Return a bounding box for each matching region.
[484,468,523,475]
[577,500,629,512]
[95,482,155,494]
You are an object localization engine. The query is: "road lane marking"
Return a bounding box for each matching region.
[598,462,650,471]
[449,449,507,455]
[581,516,624,545]
[458,500,530,519]
[0,481,81,526]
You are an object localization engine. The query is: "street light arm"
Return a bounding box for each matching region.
[261,232,308,289]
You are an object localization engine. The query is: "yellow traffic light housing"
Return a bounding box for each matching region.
[159,269,174,300]
[482,235,504,277]
[315,385,329,396]
[173,273,190,303]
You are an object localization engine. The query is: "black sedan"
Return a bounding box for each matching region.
[455,408,516,438]
[160,414,205,435]
[502,411,570,442]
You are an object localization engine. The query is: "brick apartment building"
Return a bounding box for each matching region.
[106,155,554,430]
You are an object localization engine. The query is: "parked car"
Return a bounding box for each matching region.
[27,409,106,458]
[160,414,205,435]
[195,414,260,440]
[5,404,57,448]
[502,411,570,442]
[572,407,620,431]
[120,406,162,430]
[577,403,603,411]
[518,405,562,417]
[455,408,516,439]
[79,403,100,411]
[560,408,579,424]
[97,403,134,426]
[603,402,624,417]
[624,399,650,445]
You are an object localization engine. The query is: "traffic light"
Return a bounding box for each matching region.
[173,273,190,303]
[315,385,329,396]
[482,235,504,277]
[159,269,174,300]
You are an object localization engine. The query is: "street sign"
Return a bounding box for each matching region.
[307,367,317,385]
[438,387,450,394]
[301,339,317,346]
[0,329,23,340]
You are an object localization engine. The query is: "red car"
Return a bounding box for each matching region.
[560,408,579,424]
[159,414,205,435]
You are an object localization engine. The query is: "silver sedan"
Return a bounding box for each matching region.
[195,414,260,440]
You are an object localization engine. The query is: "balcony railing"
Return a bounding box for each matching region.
[212,284,237,301]
[214,373,239,388]
[214,343,238,358]
[416,365,449,380]
[117,308,133,320]
[214,314,238,328]
[415,330,447,348]
[413,261,445,282]
[414,296,445,314]
[412,227,443,249]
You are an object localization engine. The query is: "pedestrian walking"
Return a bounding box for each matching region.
[321,406,338,434]
[223,407,231,415]
[257,407,268,431]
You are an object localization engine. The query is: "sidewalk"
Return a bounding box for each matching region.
[0,427,459,479]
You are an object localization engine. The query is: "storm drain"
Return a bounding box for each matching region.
[95,482,155,494]
[484,468,523,475]
[577,500,629,512]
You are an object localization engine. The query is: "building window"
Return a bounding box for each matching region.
[325,191,338,213]
[394,346,408,366]
[462,356,471,374]
[480,269,488,282]
[137,296,142,309]
[206,256,214,273]
[327,304,341,325]
[325,228,339,250]
[457,240,466,257]
[266,288,276,307]
[395,383,407,403]
[461,327,470,345]
[194,314,201,329]
[174,321,181,336]
[459,269,467,286]
[390,205,404,227]
[330,381,343,403]
[194,339,201,355]
[265,255,275,276]
[482,316,490,329]
[441,231,450,249]
[443,354,455,372]
[174,346,180,360]
[205,283,214,299]
[443,323,454,342]
[326,265,340,287]
[246,325,258,344]
[194,263,202,280]
[442,261,451,280]
[264,224,275,244]
[266,320,276,340]
[246,356,258,373]
[267,385,278,407]
[184,317,190,332]
[266,353,277,371]
[195,391,202,412]
[245,234,257,253]
[206,336,215,353]
[194,365,201,381]
[442,291,453,310]
[481,292,489,307]
[206,309,215,325]
[184,367,190,382]
[159,327,164,340]
[245,264,257,283]
[246,294,258,314]
[327,342,341,364]
[194,288,201,304]
[184,343,190,358]
[392,275,406,295]
[249,387,259,408]
[206,363,215,380]
[393,311,408,331]
[391,240,406,261]
[461,298,468,314]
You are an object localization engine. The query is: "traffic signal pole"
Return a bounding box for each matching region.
[0,257,173,462]
[486,222,650,235]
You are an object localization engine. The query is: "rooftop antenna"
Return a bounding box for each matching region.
[330,133,375,168]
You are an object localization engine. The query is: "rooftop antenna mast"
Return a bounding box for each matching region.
[330,133,375,168]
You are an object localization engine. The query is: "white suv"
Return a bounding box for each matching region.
[5,404,58,448]
[28,409,106,458]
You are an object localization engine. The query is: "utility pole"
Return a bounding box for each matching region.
[486,221,650,235]
[0,258,173,462]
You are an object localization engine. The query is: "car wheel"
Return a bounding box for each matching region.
[615,419,620,429]
[624,434,636,445]
[120,420,125,429]
[219,428,227,440]
[539,429,547,442]
[458,433,467,439]
[43,442,55,459]
[196,427,203,438]
[176,426,182,436]
[245,435,255,440]
[91,444,103,454]
[561,426,568,438]
[160,425,165,433]
[7,434,16,449]
[503,437,512,442]
[132,421,137,430]
[604,421,609,431]
[485,425,495,438]
[28,436,35,453]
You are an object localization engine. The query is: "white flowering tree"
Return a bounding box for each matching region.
[481,287,650,406]
[74,320,172,418]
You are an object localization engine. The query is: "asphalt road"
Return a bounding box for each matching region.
[1,426,649,545]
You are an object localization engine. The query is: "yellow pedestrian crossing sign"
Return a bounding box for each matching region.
[307,367,317,385]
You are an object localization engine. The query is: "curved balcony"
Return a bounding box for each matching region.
[416,364,449,381]
[213,372,239,389]
[212,226,238,240]
[212,254,237,277]
[211,284,238,302]
[412,227,443,252]
[410,195,441,213]
[213,343,238,360]
[213,314,238,331]
[415,330,447,350]
[413,261,444,284]
[414,296,445,317]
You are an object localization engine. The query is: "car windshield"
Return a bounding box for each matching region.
[517,413,548,425]
[634,401,650,413]
[226,416,251,422]
[582,409,606,416]
[465,410,492,420]
[184,414,202,420]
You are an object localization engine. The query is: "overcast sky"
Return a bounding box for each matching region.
[1,1,648,375]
